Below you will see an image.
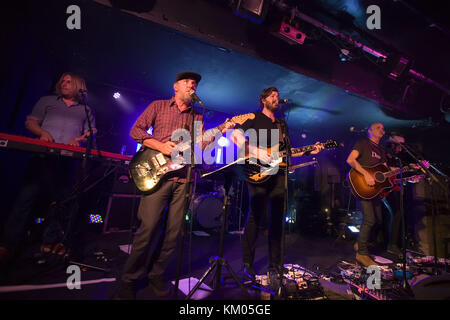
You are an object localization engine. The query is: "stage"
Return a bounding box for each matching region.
[1,224,449,301]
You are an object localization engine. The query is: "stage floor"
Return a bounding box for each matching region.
[0,227,448,301]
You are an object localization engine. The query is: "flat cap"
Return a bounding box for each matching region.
[175,71,201,83]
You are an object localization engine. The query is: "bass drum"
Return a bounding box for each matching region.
[193,193,223,229]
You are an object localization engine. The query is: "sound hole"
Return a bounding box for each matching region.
[374,171,385,183]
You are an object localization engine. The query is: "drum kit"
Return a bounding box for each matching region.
[191,171,246,232]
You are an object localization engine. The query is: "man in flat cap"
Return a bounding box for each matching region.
[116,72,233,299]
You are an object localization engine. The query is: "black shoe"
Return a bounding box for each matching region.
[277,265,288,275]
[243,263,256,282]
[148,276,170,298]
[114,281,136,300]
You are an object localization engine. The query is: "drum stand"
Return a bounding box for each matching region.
[186,166,249,299]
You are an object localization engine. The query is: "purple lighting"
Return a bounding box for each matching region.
[113,92,121,99]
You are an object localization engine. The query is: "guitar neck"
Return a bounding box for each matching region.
[291,142,330,155]
[393,174,425,184]
[290,160,318,171]
[385,166,410,178]
[177,124,223,152]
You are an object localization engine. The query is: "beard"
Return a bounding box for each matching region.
[179,91,192,104]
[265,101,279,112]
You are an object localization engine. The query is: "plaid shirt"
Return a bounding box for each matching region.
[130,97,205,183]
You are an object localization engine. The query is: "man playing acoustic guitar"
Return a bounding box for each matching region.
[346,122,387,267]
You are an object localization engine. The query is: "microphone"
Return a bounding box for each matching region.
[189,89,204,106]
[278,99,289,104]
[349,126,366,133]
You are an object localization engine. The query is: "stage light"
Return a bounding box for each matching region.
[285,208,296,224]
[34,218,45,224]
[216,148,223,164]
[340,49,351,62]
[89,214,103,224]
[301,132,307,139]
[348,225,360,233]
[217,136,230,147]
[136,127,153,152]
[113,92,121,99]
[389,57,410,80]
[233,0,269,24]
[274,21,307,46]
[285,216,295,224]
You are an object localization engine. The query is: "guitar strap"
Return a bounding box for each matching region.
[275,120,284,144]
[276,120,291,167]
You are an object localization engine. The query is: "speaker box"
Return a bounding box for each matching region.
[103,193,140,233]
[110,166,139,195]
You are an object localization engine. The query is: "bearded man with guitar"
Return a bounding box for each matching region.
[346,122,389,267]
[230,87,327,286]
[115,72,235,299]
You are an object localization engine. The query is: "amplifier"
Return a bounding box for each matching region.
[103,193,140,233]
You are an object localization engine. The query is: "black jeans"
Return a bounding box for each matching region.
[242,173,285,270]
[358,198,383,255]
[121,180,187,283]
[382,191,403,248]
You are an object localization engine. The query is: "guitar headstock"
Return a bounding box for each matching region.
[231,113,255,125]
[322,140,339,149]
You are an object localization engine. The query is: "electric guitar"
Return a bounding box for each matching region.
[289,159,319,173]
[129,113,255,193]
[244,140,338,184]
[348,164,416,200]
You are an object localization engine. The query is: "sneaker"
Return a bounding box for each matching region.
[148,276,170,298]
[243,263,256,282]
[356,253,379,267]
[114,281,136,300]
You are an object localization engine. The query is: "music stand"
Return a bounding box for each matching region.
[185,159,250,299]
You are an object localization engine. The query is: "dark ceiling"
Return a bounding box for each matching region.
[2,0,450,156]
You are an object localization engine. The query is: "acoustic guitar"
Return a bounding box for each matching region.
[348,164,414,200]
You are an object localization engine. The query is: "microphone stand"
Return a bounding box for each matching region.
[392,155,414,295]
[80,91,100,168]
[173,101,197,298]
[390,140,448,276]
[278,120,292,298]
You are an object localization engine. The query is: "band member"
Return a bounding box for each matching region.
[230,87,323,288]
[0,72,96,264]
[346,123,386,267]
[115,72,233,299]
[382,134,427,256]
